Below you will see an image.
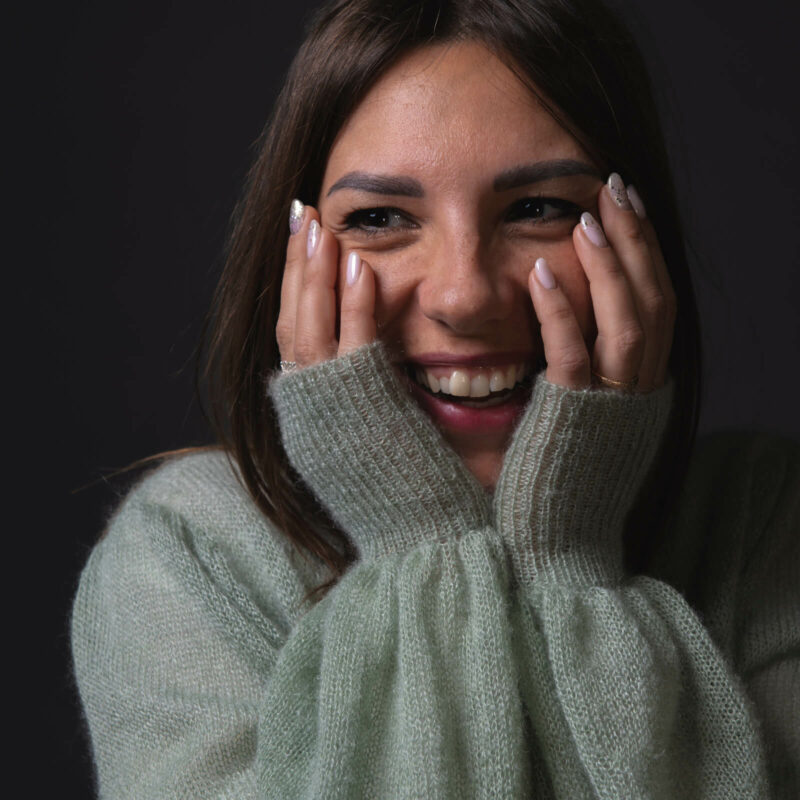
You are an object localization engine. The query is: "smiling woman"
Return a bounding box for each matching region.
[71,0,798,798]
[312,43,614,485]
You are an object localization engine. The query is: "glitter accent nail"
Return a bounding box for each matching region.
[289,199,305,235]
[580,212,608,247]
[607,173,632,210]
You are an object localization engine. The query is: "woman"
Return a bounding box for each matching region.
[71,0,798,797]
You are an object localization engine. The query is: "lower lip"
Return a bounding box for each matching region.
[406,376,531,434]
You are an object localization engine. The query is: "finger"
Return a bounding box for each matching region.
[596,175,665,392]
[528,257,591,389]
[626,185,677,388]
[276,199,316,363]
[293,218,340,366]
[573,211,644,386]
[338,252,377,355]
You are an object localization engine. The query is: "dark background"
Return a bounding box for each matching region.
[21,0,798,795]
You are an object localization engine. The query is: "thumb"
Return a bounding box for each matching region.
[338,251,377,355]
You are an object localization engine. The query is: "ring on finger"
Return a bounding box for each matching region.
[591,370,638,393]
[280,360,298,373]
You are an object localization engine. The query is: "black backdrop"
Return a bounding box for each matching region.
[22,0,798,795]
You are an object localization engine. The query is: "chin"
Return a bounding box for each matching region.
[410,382,531,490]
[456,446,506,490]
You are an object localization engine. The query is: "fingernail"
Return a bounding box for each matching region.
[626,185,647,219]
[607,173,632,210]
[289,199,305,235]
[534,257,556,289]
[307,220,320,257]
[580,212,608,247]
[346,251,361,286]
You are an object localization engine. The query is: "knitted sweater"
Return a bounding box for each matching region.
[71,342,799,799]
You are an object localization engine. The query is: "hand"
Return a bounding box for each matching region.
[276,201,377,369]
[528,174,676,393]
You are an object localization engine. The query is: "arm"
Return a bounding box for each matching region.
[493,380,770,798]
[71,452,322,799]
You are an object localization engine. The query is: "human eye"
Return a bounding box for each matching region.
[342,207,417,235]
[506,196,582,224]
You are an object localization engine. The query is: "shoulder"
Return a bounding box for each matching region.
[71,449,335,745]
[77,449,329,639]
[117,448,272,546]
[651,431,799,659]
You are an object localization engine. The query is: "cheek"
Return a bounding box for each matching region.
[351,251,423,328]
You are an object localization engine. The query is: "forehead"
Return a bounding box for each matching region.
[322,41,591,192]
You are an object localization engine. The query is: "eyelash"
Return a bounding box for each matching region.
[506,196,583,224]
[342,197,582,235]
[342,207,414,235]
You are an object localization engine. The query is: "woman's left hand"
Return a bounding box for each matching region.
[528,174,676,393]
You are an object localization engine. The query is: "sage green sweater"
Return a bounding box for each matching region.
[71,342,799,799]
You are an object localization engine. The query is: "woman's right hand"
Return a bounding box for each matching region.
[276,200,377,369]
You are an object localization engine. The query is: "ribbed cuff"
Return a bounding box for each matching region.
[494,375,674,587]
[269,343,490,561]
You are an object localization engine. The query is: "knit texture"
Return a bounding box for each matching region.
[72,342,798,799]
[494,374,673,585]
[269,342,491,560]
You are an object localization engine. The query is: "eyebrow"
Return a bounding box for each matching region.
[493,159,601,192]
[325,158,601,199]
[326,172,424,198]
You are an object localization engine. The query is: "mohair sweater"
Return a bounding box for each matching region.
[71,342,799,799]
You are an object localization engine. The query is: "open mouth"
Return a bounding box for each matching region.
[400,358,542,434]
[407,362,533,406]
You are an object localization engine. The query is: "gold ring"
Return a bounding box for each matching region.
[591,371,638,393]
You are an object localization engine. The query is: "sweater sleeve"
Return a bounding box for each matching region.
[493,379,770,797]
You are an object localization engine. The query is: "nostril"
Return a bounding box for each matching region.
[420,279,512,332]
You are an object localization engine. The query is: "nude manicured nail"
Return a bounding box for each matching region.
[607,172,632,210]
[289,199,305,235]
[346,251,361,286]
[534,257,556,289]
[307,220,320,257]
[580,212,608,247]
[626,185,647,219]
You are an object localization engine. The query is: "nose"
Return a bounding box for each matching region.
[417,232,513,334]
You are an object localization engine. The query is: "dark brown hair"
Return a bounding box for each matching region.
[203,0,701,600]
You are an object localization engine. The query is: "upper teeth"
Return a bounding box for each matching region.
[414,364,527,398]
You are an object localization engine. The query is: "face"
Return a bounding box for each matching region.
[318,42,604,488]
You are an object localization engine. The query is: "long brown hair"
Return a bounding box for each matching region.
[203,0,701,600]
